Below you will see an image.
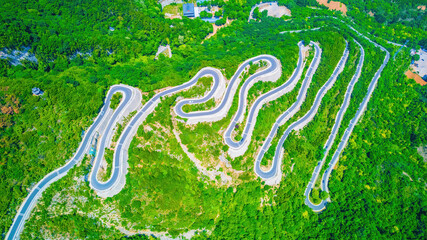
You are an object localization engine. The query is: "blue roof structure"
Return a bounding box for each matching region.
[200,17,219,23]
[89,146,96,156]
[32,87,43,96]
[183,3,195,17]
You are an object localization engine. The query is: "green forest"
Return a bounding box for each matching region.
[1,0,426,239]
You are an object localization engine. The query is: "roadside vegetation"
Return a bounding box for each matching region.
[180,76,218,113]
[110,93,123,110]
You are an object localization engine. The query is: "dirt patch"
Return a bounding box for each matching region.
[203,19,234,42]
[405,70,427,86]
[258,2,291,18]
[170,109,234,184]
[316,0,347,15]
[165,13,182,19]
[417,145,427,162]
[155,45,172,59]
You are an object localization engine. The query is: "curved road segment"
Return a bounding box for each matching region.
[7,26,391,238]
[255,41,349,184]
[304,40,365,211]
[174,55,282,124]
[223,42,304,157]
[321,43,390,193]
[5,85,141,240]
[304,39,390,211]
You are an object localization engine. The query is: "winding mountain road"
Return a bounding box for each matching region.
[321,43,390,194]
[302,29,390,211]
[175,41,323,184]
[304,40,365,211]
[255,41,349,184]
[6,85,142,239]
[253,41,322,183]
[6,50,285,239]
[7,22,392,238]
[223,42,304,158]
[174,55,282,124]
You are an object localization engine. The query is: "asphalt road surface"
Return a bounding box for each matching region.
[175,55,279,119]
[254,41,322,180]
[223,42,304,150]
[303,39,390,211]
[304,40,365,211]
[320,44,390,194]
[6,85,133,240]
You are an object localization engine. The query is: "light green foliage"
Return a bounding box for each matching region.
[110,92,123,110]
[99,149,114,181]
[163,3,183,16]
[113,97,221,235]
[181,77,217,113]
[339,0,426,45]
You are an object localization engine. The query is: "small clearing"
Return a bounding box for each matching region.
[155,45,172,59]
[316,0,347,15]
[405,70,427,86]
[258,2,291,18]
[163,3,183,19]
[248,2,291,21]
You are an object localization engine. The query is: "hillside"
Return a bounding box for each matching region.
[1,0,426,239]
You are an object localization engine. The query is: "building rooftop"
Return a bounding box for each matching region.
[183,3,195,17]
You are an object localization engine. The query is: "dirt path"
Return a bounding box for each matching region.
[316,0,347,15]
[203,19,234,42]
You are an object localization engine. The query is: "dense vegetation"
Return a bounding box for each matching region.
[0,0,426,239]
[341,0,426,30]
[0,0,212,70]
[198,0,426,47]
[338,0,427,47]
